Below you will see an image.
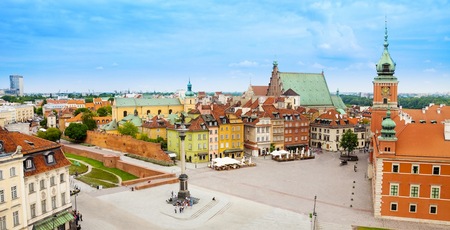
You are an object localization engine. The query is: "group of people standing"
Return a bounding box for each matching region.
[72,210,83,229]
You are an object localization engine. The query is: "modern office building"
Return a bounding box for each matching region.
[9,75,24,96]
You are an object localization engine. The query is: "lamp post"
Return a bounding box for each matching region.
[74,193,78,211]
[177,121,190,200]
[312,195,317,230]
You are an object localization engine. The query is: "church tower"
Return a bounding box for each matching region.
[267,61,281,97]
[184,79,196,113]
[371,21,399,134]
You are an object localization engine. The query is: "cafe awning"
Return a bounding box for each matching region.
[33,211,74,230]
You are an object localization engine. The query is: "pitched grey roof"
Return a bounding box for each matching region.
[279,72,333,106]
[331,95,347,111]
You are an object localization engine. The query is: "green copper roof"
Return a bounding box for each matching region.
[119,114,142,127]
[331,95,346,110]
[114,98,181,107]
[376,21,396,75]
[380,108,397,140]
[101,119,118,131]
[279,72,333,106]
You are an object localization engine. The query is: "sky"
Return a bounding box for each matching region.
[1,0,450,94]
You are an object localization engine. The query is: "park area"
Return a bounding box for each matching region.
[66,153,138,188]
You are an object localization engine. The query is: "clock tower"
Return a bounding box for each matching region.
[371,21,398,135]
[373,21,398,110]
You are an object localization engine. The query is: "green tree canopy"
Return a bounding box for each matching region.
[81,112,97,130]
[117,122,138,138]
[73,108,90,116]
[339,129,358,155]
[40,118,48,128]
[97,105,112,117]
[65,123,88,142]
[37,128,62,142]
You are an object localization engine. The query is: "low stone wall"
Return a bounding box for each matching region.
[62,145,176,186]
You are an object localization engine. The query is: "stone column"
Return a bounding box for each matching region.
[178,127,190,199]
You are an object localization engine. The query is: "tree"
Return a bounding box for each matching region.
[81,112,97,130]
[37,128,62,142]
[118,122,138,138]
[97,106,111,117]
[73,108,90,116]
[65,123,88,142]
[40,118,48,128]
[339,129,358,155]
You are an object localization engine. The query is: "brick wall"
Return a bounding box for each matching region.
[62,145,169,178]
[84,131,171,163]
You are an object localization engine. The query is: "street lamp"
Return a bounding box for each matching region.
[177,118,190,200]
[74,193,78,211]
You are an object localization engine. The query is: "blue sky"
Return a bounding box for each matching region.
[1,1,449,94]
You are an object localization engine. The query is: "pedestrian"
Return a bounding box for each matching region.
[77,224,81,230]
[171,191,174,198]
[179,206,182,213]
[354,165,357,172]
[80,212,83,221]
[174,207,177,213]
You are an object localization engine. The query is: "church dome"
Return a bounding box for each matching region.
[376,22,396,75]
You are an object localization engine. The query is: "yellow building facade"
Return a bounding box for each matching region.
[112,98,184,121]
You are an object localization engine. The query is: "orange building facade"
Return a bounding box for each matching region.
[370,23,450,225]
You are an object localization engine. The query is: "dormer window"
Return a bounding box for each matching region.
[24,158,35,171]
[44,152,56,165]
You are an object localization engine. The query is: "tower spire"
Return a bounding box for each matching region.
[384,17,389,50]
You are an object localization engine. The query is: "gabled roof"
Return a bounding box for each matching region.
[142,116,170,129]
[0,128,60,155]
[331,95,346,110]
[279,72,333,106]
[101,119,118,131]
[251,85,268,96]
[282,88,299,96]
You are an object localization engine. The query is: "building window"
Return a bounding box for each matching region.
[25,158,34,169]
[61,192,66,205]
[10,167,16,177]
[13,211,19,226]
[432,166,440,175]
[390,202,398,211]
[11,186,17,199]
[409,204,417,213]
[30,204,36,218]
[29,183,35,194]
[430,205,437,214]
[51,196,57,209]
[431,186,440,199]
[60,173,65,183]
[410,185,419,198]
[50,176,56,186]
[40,180,46,190]
[47,154,55,164]
[0,216,5,230]
[41,200,47,213]
[392,164,399,173]
[390,184,399,196]
[0,190,4,203]
[0,170,2,180]
[412,165,419,174]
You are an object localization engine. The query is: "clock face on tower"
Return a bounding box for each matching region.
[381,86,390,97]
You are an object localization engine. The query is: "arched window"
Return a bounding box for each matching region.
[169,109,172,114]
[158,110,161,115]
[147,110,150,115]
[123,111,128,117]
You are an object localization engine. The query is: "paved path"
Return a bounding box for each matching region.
[65,143,449,230]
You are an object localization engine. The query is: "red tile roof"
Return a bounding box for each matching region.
[251,86,268,96]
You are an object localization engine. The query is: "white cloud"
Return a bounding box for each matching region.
[298,61,305,66]
[444,36,450,41]
[319,43,331,49]
[96,66,104,70]
[312,62,325,69]
[112,62,119,66]
[423,68,436,73]
[229,60,258,67]
[424,60,431,63]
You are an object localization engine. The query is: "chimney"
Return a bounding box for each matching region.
[422,108,426,114]
[445,120,450,141]
[437,108,441,114]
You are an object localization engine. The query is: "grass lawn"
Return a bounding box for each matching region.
[69,160,89,175]
[77,176,117,188]
[84,168,120,184]
[65,153,138,181]
[357,227,390,230]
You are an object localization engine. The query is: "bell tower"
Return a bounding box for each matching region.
[371,20,399,134]
[373,20,398,110]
